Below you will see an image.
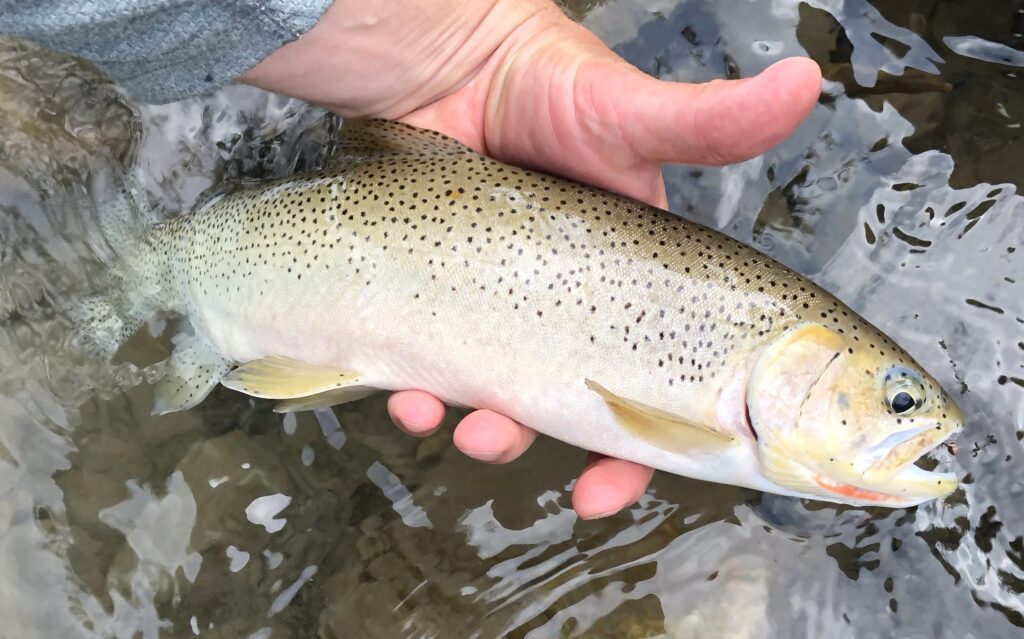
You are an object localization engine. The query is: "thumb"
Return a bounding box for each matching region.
[583,57,823,166]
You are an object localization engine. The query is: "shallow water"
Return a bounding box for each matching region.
[0,0,1021,637]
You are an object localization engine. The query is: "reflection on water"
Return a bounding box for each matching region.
[0,0,1021,636]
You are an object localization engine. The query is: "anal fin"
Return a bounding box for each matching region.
[153,331,231,415]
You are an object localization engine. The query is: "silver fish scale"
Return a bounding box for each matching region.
[89,120,966,506]
[138,120,926,412]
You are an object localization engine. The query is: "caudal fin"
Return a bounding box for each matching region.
[69,163,154,359]
[68,290,144,360]
[88,162,152,265]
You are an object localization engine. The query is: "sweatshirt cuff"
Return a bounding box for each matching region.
[4,1,335,104]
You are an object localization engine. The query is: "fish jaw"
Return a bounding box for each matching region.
[749,453,957,508]
[753,421,959,507]
[814,393,964,506]
[810,466,957,508]
[860,420,958,482]
[851,419,960,505]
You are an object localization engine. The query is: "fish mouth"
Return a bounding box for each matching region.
[875,441,958,506]
[815,423,960,507]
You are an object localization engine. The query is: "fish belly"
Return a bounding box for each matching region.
[184,242,761,490]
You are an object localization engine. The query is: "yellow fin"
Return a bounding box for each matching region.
[585,380,733,455]
[221,356,364,399]
[274,387,379,413]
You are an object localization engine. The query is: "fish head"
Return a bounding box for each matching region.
[746,321,964,507]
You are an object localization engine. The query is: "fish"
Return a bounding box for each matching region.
[73,118,964,508]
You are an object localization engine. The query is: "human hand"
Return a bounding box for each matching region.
[241,0,822,519]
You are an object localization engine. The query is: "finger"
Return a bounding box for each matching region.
[644,171,669,210]
[453,409,537,463]
[387,390,446,437]
[572,453,655,520]
[585,56,823,167]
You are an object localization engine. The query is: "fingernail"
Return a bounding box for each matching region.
[390,414,410,430]
[580,509,619,521]
[392,416,431,436]
[463,450,502,462]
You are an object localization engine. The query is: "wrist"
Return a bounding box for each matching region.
[240,0,559,119]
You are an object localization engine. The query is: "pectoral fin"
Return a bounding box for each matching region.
[586,380,733,455]
[222,356,367,400]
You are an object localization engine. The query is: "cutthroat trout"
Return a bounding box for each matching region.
[76,119,963,507]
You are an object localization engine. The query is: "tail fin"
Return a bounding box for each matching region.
[88,161,152,266]
[70,163,154,359]
[68,290,145,359]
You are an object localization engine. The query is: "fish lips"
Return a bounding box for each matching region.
[857,421,961,499]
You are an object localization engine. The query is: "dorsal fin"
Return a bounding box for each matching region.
[326,119,473,170]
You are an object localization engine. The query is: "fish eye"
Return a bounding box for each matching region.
[890,391,915,414]
[883,367,925,415]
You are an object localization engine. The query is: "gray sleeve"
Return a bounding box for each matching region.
[0,0,335,104]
